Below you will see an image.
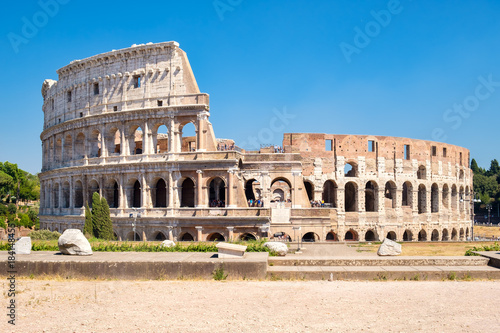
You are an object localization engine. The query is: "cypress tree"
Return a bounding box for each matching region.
[84,203,93,237]
[100,196,115,240]
[91,192,102,239]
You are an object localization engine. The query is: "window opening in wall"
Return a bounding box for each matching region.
[404,145,410,160]
[325,139,332,151]
[443,147,447,157]
[133,75,141,88]
[58,118,61,123]
[67,90,72,102]
[79,112,83,118]
[431,146,437,156]
[368,140,375,152]
[93,83,99,95]
[113,106,118,111]
[157,100,163,107]
[51,99,54,110]
[459,152,462,165]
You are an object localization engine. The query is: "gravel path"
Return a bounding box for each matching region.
[3,279,499,332]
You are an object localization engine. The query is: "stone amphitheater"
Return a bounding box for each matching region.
[39,41,473,243]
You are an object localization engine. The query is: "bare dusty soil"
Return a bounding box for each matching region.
[2,279,500,333]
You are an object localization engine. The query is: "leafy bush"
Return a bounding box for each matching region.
[0,204,7,215]
[28,229,61,240]
[465,242,500,256]
[7,203,16,214]
[212,265,228,281]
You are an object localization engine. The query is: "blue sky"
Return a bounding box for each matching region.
[1,0,499,174]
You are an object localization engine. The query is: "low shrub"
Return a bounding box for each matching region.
[28,229,61,240]
[465,242,500,256]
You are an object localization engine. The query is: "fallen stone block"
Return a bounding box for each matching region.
[216,242,247,259]
[263,242,288,256]
[161,240,176,248]
[58,229,93,256]
[14,237,31,255]
[377,238,402,256]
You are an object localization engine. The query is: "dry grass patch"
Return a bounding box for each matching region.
[473,225,500,239]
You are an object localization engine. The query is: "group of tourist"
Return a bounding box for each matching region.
[209,200,225,207]
[310,200,326,207]
[273,145,284,153]
[217,143,234,151]
[247,199,263,207]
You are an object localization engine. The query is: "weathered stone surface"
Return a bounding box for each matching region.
[264,242,288,256]
[161,240,176,248]
[14,237,31,255]
[216,242,247,259]
[377,238,402,256]
[58,229,93,256]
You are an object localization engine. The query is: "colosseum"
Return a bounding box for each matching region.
[39,41,474,243]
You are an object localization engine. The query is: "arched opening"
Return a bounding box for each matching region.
[459,169,464,180]
[112,182,119,208]
[180,122,197,152]
[126,231,141,241]
[304,181,314,201]
[89,130,101,158]
[344,182,357,212]
[154,124,169,153]
[155,179,167,208]
[459,186,465,211]
[62,181,70,208]
[344,162,357,177]
[451,228,458,241]
[431,229,439,241]
[55,138,62,164]
[344,229,358,241]
[132,180,141,208]
[326,231,338,241]
[442,184,449,209]
[180,232,194,241]
[302,232,318,242]
[442,228,449,241]
[53,183,60,208]
[74,180,83,208]
[88,180,99,207]
[181,178,195,207]
[402,181,413,207]
[63,134,72,162]
[466,227,470,240]
[113,232,119,241]
[322,180,337,208]
[431,183,439,213]
[459,228,465,240]
[154,231,167,241]
[107,127,121,155]
[240,233,257,241]
[270,178,291,203]
[207,232,225,242]
[365,181,378,212]
[418,229,427,241]
[451,185,458,211]
[75,132,85,159]
[403,230,413,241]
[418,184,426,214]
[386,231,397,241]
[365,230,377,242]
[208,177,226,207]
[245,179,259,204]
[130,126,143,155]
[417,165,426,180]
[384,181,397,209]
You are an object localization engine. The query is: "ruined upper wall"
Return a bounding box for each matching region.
[41,42,206,130]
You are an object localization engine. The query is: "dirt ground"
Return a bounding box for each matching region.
[2,279,499,332]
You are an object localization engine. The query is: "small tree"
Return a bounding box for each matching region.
[84,203,93,237]
[91,192,102,238]
[99,197,115,240]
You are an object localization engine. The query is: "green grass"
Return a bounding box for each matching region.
[0,238,279,255]
[464,242,500,256]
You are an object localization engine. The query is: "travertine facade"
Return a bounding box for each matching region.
[39,42,473,242]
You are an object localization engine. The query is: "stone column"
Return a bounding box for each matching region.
[100,124,107,158]
[143,121,150,156]
[227,169,235,208]
[167,115,175,153]
[69,176,74,213]
[168,171,174,208]
[119,174,125,209]
[168,226,174,240]
[195,226,203,241]
[196,112,209,152]
[58,179,62,214]
[141,173,148,209]
[60,135,65,166]
[337,187,345,212]
[196,170,203,208]
[227,226,234,241]
[292,171,301,208]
